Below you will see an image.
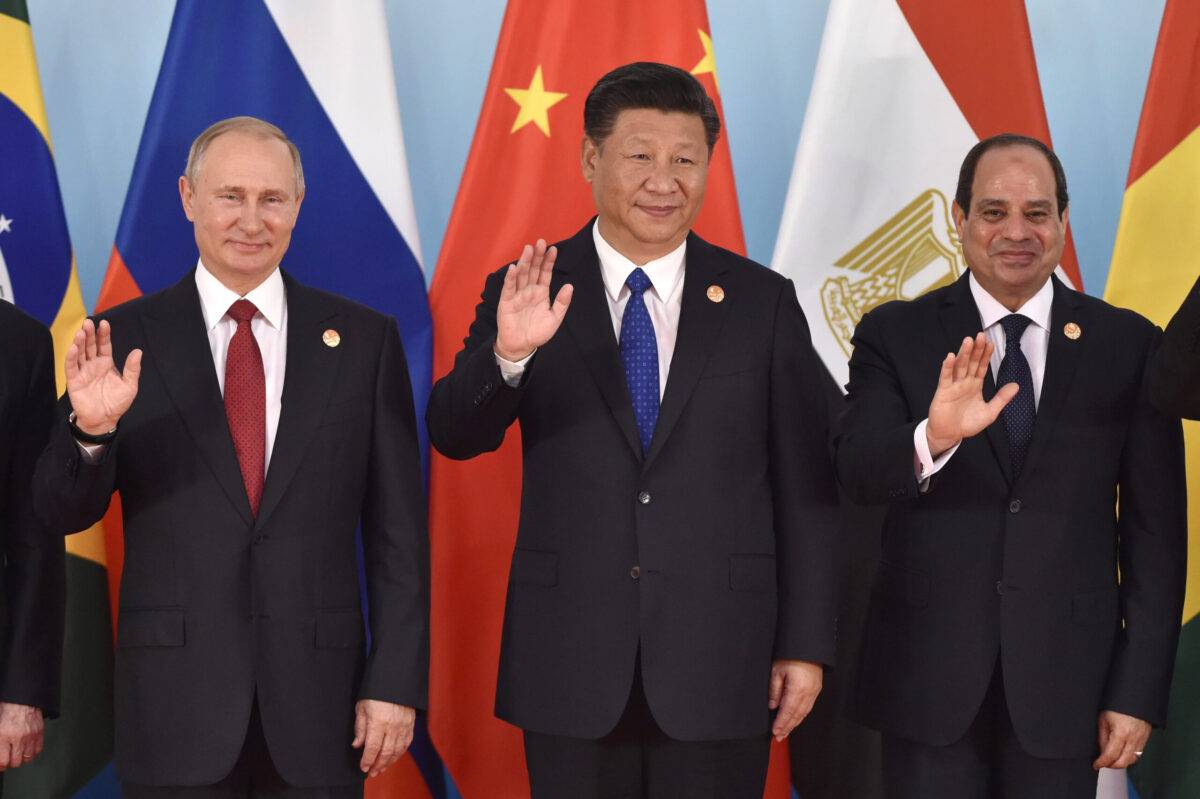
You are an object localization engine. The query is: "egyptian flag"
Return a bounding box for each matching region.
[772,0,1083,391]
[1105,3,1200,797]
[93,2,435,796]
[425,2,806,796]
[0,2,117,795]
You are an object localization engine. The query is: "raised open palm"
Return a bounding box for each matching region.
[65,319,143,435]
[494,239,574,361]
[926,333,1018,457]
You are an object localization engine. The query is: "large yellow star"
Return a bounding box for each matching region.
[504,66,568,137]
[690,29,720,94]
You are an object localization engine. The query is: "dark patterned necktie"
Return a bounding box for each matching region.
[619,268,659,454]
[997,313,1035,476]
[225,299,265,515]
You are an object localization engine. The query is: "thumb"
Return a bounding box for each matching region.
[768,667,784,709]
[122,349,144,389]
[985,382,1019,417]
[552,283,574,320]
[352,704,367,748]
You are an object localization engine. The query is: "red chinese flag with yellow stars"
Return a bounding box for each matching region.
[426,2,798,796]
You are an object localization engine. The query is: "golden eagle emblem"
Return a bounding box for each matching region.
[821,189,964,357]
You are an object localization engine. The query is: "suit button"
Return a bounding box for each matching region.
[630,566,641,579]
[638,491,651,505]
[1009,499,1022,513]
[996,581,1003,595]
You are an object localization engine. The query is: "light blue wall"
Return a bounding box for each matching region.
[27,0,1166,307]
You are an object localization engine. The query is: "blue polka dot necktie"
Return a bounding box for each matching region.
[997,314,1035,476]
[619,268,659,455]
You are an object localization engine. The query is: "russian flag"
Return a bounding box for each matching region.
[93,2,437,796]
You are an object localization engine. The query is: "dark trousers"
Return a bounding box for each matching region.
[121,700,362,799]
[523,664,770,799]
[881,662,1097,799]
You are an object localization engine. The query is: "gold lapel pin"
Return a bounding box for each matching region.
[706,284,725,303]
[322,329,341,348]
[1063,322,1082,340]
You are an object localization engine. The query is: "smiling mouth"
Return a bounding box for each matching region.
[637,205,678,218]
[229,241,269,252]
[995,250,1038,265]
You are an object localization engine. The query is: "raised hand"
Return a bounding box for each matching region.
[65,319,143,435]
[494,239,574,361]
[926,333,1018,458]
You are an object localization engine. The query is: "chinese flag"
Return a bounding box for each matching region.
[426,2,796,797]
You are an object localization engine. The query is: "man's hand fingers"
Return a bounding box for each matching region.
[986,382,1020,418]
[359,722,384,774]
[352,704,367,748]
[123,349,144,391]
[6,740,21,768]
[537,245,558,288]
[528,239,548,287]
[952,338,973,381]
[974,338,995,380]
[500,263,518,303]
[32,729,43,757]
[513,245,533,293]
[65,341,82,383]
[372,730,400,777]
[936,352,956,391]
[1111,738,1142,770]
[551,284,574,321]
[1093,725,1124,769]
[767,667,784,710]
[97,319,113,358]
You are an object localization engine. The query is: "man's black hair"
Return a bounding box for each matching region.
[955,133,1069,218]
[584,62,720,151]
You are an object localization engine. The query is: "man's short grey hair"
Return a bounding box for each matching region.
[184,116,305,196]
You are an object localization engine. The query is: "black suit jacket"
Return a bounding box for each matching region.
[427,221,839,741]
[835,273,1187,759]
[32,272,428,787]
[0,302,63,718]
[1148,274,1200,419]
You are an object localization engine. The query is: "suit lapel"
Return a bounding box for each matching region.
[140,274,255,525]
[558,224,643,460]
[643,234,730,470]
[938,273,1013,485]
[254,273,340,529]
[1018,276,1085,485]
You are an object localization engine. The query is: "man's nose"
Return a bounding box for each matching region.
[643,160,677,193]
[238,203,265,231]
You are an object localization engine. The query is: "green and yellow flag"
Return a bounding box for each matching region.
[1106,2,1200,796]
[0,1,117,795]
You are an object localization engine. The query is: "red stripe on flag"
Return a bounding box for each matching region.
[896,0,1084,290]
[1125,1,1200,185]
[97,246,143,313]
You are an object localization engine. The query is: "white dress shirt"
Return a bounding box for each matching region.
[79,262,288,469]
[497,220,687,400]
[914,273,1054,482]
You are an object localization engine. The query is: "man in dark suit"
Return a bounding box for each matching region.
[426,62,838,798]
[1149,275,1200,419]
[835,133,1187,798]
[32,117,427,797]
[0,301,64,779]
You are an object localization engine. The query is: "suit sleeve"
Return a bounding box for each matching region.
[833,309,923,505]
[770,281,840,665]
[1102,328,1188,726]
[357,318,430,709]
[1148,274,1200,419]
[2,325,65,716]
[426,267,529,459]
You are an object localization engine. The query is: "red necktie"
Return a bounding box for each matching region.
[225,299,265,516]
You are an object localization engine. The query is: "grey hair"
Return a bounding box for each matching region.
[184,116,305,196]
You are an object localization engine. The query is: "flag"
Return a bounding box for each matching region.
[772,0,1083,392]
[1105,2,1200,796]
[771,1,1091,796]
[0,1,118,795]
[425,2,801,797]
[92,1,435,796]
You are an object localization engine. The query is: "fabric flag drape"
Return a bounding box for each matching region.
[92,2,435,796]
[772,0,1083,393]
[0,1,117,795]
[1105,2,1200,797]
[425,2,801,797]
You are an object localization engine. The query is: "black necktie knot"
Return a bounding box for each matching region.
[1000,314,1032,350]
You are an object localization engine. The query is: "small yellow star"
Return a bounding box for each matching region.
[690,29,720,93]
[504,66,568,137]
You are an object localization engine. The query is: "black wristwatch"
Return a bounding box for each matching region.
[68,412,119,445]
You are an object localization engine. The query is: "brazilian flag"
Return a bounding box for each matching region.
[0,1,118,795]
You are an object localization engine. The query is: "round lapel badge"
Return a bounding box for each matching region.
[706,284,725,303]
[322,329,341,348]
[1063,322,1081,340]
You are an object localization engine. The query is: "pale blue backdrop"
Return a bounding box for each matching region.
[26,0,1166,307]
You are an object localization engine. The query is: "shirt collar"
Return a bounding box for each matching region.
[592,220,687,304]
[194,260,285,331]
[968,271,1054,332]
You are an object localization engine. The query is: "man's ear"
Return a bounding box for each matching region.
[951,200,966,240]
[179,176,195,221]
[581,136,599,183]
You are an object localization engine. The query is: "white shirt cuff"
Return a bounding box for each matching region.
[495,348,535,387]
[913,418,960,491]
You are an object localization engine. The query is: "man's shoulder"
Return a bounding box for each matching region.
[687,233,789,292]
[0,300,50,342]
[1070,286,1156,335]
[284,276,394,332]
